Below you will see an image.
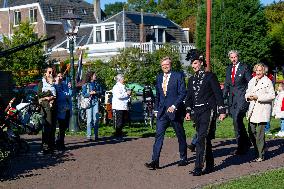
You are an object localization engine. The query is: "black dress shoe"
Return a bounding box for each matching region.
[192,168,202,176]
[178,159,188,166]
[187,144,196,152]
[145,161,160,170]
[202,166,214,175]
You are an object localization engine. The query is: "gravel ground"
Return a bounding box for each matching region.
[1,135,284,189]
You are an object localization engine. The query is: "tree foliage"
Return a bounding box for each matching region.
[0,22,46,85]
[156,0,198,25]
[264,1,284,70]
[126,0,158,13]
[89,45,183,90]
[196,0,271,81]
[104,2,126,17]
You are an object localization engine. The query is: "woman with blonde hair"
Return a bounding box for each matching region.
[245,63,275,162]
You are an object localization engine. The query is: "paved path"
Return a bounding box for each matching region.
[1,135,284,189]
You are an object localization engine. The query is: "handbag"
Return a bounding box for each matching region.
[80,84,91,109]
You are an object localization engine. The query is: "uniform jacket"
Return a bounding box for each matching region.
[185,71,226,116]
[223,62,252,113]
[245,75,275,123]
[272,91,284,119]
[154,71,186,121]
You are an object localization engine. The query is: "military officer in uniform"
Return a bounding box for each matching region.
[185,50,226,176]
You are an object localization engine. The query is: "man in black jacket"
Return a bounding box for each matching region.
[185,50,226,176]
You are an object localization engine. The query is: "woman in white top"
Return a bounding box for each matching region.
[112,74,131,137]
[245,63,275,162]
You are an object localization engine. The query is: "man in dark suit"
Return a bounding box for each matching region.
[145,56,187,169]
[185,49,226,176]
[223,50,252,155]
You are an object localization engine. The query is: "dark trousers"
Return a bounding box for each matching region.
[231,109,251,152]
[114,110,128,137]
[248,122,265,159]
[42,107,57,151]
[152,113,187,163]
[194,109,215,169]
[56,110,70,148]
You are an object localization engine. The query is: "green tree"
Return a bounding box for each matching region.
[126,0,158,13]
[264,2,284,71]
[156,0,198,25]
[89,45,183,90]
[196,0,271,81]
[104,2,126,17]
[0,22,46,85]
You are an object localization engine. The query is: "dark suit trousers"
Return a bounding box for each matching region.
[152,113,187,162]
[230,105,251,152]
[194,109,214,169]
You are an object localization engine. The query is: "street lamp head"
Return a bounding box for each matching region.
[61,12,82,36]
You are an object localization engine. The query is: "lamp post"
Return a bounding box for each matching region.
[61,13,82,132]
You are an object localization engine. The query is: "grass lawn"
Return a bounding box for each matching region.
[69,117,282,139]
[205,168,284,189]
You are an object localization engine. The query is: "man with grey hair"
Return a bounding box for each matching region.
[223,50,252,155]
[112,74,131,138]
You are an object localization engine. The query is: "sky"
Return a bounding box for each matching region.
[85,0,279,10]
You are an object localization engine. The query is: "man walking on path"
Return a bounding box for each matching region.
[223,50,251,155]
[145,56,187,169]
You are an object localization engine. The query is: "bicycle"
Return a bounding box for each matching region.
[142,86,155,129]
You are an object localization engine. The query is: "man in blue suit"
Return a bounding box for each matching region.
[145,56,188,169]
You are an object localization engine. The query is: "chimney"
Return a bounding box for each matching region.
[93,0,101,23]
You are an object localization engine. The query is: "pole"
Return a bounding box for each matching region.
[206,0,211,72]
[69,36,79,132]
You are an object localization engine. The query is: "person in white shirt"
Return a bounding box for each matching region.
[112,74,131,138]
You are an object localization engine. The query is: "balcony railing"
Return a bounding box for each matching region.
[132,41,195,54]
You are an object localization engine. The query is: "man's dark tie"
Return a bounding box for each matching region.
[231,65,236,84]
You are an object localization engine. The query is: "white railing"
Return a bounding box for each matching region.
[132,41,195,54]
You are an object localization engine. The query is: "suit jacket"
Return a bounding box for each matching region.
[223,62,251,113]
[154,71,186,121]
[185,71,226,116]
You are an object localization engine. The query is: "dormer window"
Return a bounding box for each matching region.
[29,8,37,23]
[14,10,21,26]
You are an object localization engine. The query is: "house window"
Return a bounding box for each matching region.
[29,8,37,23]
[96,26,102,42]
[105,25,114,41]
[49,6,53,12]
[81,8,87,15]
[157,29,163,42]
[151,26,166,43]
[14,10,21,25]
